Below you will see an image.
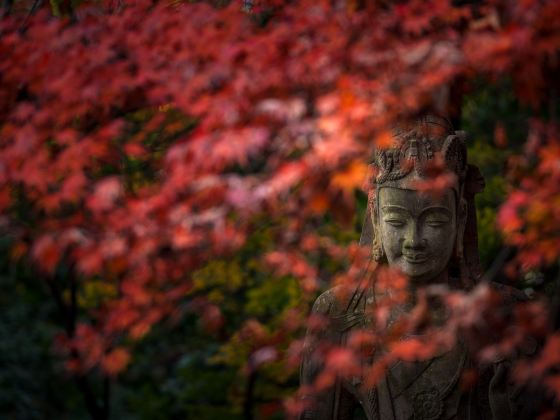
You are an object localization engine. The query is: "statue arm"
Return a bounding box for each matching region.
[485,282,541,420]
[300,287,345,385]
[299,288,360,420]
[299,289,335,419]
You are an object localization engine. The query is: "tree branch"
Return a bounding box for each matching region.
[44,267,109,420]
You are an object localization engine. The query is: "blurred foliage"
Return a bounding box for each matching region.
[463,80,531,269]
[2,0,559,417]
[0,77,535,419]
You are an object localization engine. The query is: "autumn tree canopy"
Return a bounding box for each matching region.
[1,0,560,418]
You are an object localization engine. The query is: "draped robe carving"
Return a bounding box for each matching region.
[299,116,538,420]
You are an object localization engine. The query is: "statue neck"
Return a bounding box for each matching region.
[404,268,449,310]
[408,267,449,292]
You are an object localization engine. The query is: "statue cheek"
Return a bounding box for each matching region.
[441,227,457,249]
[428,228,456,263]
[381,227,405,259]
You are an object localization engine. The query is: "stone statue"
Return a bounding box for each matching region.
[299,116,537,420]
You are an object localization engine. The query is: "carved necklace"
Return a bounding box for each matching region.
[386,346,467,420]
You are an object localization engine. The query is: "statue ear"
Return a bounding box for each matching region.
[455,198,468,260]
[360,190,384,261]
[372,224,385,263]
[359,192,375,248]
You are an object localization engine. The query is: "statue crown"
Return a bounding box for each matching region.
[373,116,468,188]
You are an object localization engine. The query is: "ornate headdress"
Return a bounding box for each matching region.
[360,115,485,287]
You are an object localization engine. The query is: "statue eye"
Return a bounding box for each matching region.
[426,219,448,227]
[384,218,405,227]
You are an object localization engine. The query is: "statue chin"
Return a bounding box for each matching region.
[396,261,448,284]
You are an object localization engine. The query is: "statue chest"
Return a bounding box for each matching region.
[331,302,467,420]
[345,344,467,420]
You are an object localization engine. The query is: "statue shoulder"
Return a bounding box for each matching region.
[311,285,362,317]
[310,286,343,316]
[488,281,529,303]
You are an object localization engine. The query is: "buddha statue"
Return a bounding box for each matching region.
[299,116,537,420]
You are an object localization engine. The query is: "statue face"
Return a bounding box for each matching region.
[377,187,457,283]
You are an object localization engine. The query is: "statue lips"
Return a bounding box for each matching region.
[403,253,429,264]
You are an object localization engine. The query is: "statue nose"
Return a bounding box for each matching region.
[404,239,426,250]
[403,225,426,250]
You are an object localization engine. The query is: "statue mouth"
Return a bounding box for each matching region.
[403,253,429,264]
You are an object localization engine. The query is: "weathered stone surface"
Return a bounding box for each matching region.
[300,116,535,420]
